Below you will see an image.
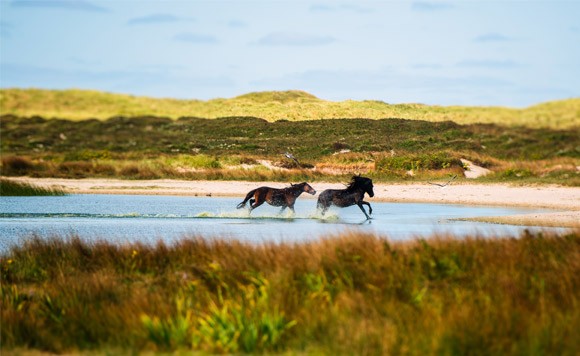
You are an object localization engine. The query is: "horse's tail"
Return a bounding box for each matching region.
[237,188,257,209]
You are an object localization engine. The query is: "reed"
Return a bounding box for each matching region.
[1,231,578,354]
[0,178,66,196]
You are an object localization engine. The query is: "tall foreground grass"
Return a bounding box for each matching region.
[1,231,579,354]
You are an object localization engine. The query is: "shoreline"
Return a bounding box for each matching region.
[6,177,580,228]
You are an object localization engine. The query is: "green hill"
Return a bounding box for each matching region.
[1,88,578,128]
[234,90,320,103]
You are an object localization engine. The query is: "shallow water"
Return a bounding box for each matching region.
[0,194,567,252]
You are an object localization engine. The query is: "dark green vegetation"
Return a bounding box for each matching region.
[2,231,579,354]
[2,115,579,185]
[0,178,66,196]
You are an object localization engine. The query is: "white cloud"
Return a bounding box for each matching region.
[0,62,234,99]
[411,2,454,12]
[309,3,373,14]
[412,63,444,69]
[473,33,512,43]
[10,0,108,13]
[174,32,218,44]
[256,32,335,46]
[249,68,522,105]
[253,68,513,92]
[456,59,520,69]
[227,20,246,28]
[128,14,192,26]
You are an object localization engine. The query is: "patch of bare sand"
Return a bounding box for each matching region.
[7,177,580,228]
[460,211,580,228]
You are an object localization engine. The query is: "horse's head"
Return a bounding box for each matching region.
[294,182,316,195]
[352,176,374,197]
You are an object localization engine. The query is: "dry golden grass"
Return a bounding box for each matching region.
[2,88,579,128]
[2,231,579,354]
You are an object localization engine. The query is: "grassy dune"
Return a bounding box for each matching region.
[2,115,579,185]
[1,231,578,354]
[1,88,579,128]
[1,88,578,184]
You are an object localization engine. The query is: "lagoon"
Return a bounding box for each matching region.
[0,194,566,252]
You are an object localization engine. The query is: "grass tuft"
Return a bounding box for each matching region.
[0,178,66,196]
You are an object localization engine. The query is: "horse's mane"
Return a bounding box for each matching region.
[346,176,370,191]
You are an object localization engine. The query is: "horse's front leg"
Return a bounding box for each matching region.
[317,199,328,216]
[362,201,372,215]
[357,202,371,220]
[278,206,287,215]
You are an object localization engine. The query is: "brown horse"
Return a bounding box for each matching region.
[317,175,374,219]
[236,182,317,214]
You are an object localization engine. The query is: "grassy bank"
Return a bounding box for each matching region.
[2,115,579,185]
[1,231,578,354]
[0,178,66,196]
[1,88,579,128]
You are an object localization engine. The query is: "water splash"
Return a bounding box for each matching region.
[194,209,328,220]
[0,212,192,219]
[196,209,252,219]
[308,211,340,221]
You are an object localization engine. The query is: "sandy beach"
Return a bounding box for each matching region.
[8,177,580,228]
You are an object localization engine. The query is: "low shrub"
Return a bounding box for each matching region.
[164,154,222,169]
[63,149,111,161]
[499,168,535,179]
[375,152,463,172]
[118,164,161,179]
[1,156,35,176]
[57,161,94,178]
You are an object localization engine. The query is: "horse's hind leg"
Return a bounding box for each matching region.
[250,198,264,211]
[248,190,267,212]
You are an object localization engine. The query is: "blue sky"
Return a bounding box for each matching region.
[1,0,579,107]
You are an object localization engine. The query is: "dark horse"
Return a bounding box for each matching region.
[317,176,374,219]
[237,182,316,214]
